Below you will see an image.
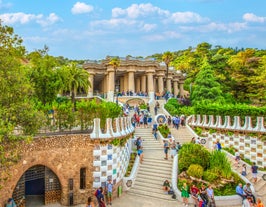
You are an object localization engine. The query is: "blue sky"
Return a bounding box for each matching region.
[0,0,266,60]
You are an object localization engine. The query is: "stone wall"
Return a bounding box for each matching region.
[0,134,95,206]
[0,116,134,207]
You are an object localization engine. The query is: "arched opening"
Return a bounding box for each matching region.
[12,165,61,207]
[126,98,145,107]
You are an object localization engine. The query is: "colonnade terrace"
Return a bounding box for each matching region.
[83,56,186,102]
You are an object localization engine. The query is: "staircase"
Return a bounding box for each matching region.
[229,157,266,205]
[128,99,266,206]
[127,127,174,201]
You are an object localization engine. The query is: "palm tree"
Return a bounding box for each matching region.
[63,62,90,105]
[162,51,174,79]
[109,57,121,102]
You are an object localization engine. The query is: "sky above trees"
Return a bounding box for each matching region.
[0,0,265,60]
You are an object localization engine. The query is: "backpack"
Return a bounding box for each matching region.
[94,189,99,197]
[135,139,140,146]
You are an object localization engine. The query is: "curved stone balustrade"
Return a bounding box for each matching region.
[90,117,134,139]
[188,115,266,133]
[122,155,140,191]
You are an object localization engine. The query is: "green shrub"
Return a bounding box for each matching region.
[164,99,194,116]
[194,127,202,136]
[223,147,235,155]
[209,150,232,179]
[158,124,170,138]
[203,170,219,182]
[187,164,203,179]
[139,103,147,109]
[209,129,217,134]
[178,143,210,172]
[227,131,234,136]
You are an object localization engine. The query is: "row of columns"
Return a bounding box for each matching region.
[88,71,185,101]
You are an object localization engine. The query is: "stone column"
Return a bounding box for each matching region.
[136,77,141,93]
[120,77,124,92]
[179,81,184,98]
[141,75,146,93]
[154,78,157,94]
[173,80,179,98]
[107,70,115,101]
[166,77,172,93]
[128,71,135,93]
[158,76,164,95]
[124,74,128,92]
[147,72,155,102]
[88,73,94,97]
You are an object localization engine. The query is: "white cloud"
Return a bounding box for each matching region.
[24,36,48,43]
[143,31,182,41]
[36,13,61,27]
[71,2,93,14]
[0,12,60,27]
[91,18,137,28]
[180,22,247,33]
[141,23,157,32]
[170,11,209,23]
[0,12,41,24]
[243,13,265,23]
[112,3,169,19]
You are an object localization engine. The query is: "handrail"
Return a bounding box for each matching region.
[122,155,140,191]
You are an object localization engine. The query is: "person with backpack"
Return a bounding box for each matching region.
[135,137,142,150]
[95,187,106,207]
[105,179,113,206]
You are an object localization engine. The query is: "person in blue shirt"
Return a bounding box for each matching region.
[236,183,246,200]
[105,179,113,206]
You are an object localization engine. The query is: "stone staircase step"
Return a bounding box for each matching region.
[127,188,174,201]
[137,171,171,180]
[136,177,169,186]
[138,168,170,176]
[136,174,171,184]
[246,172,253,180]
[131,183,167,194]
[140,163,172,171]
[134,180,164,190]
[143,158,172,165]
[254,179,266,191]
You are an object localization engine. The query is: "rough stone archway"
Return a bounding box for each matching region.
[0,134,94,207]
[12,165,61,206]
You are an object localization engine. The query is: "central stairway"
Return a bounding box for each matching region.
[127,127,174,201]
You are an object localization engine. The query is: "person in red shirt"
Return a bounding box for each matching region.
[190,184,199,207]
